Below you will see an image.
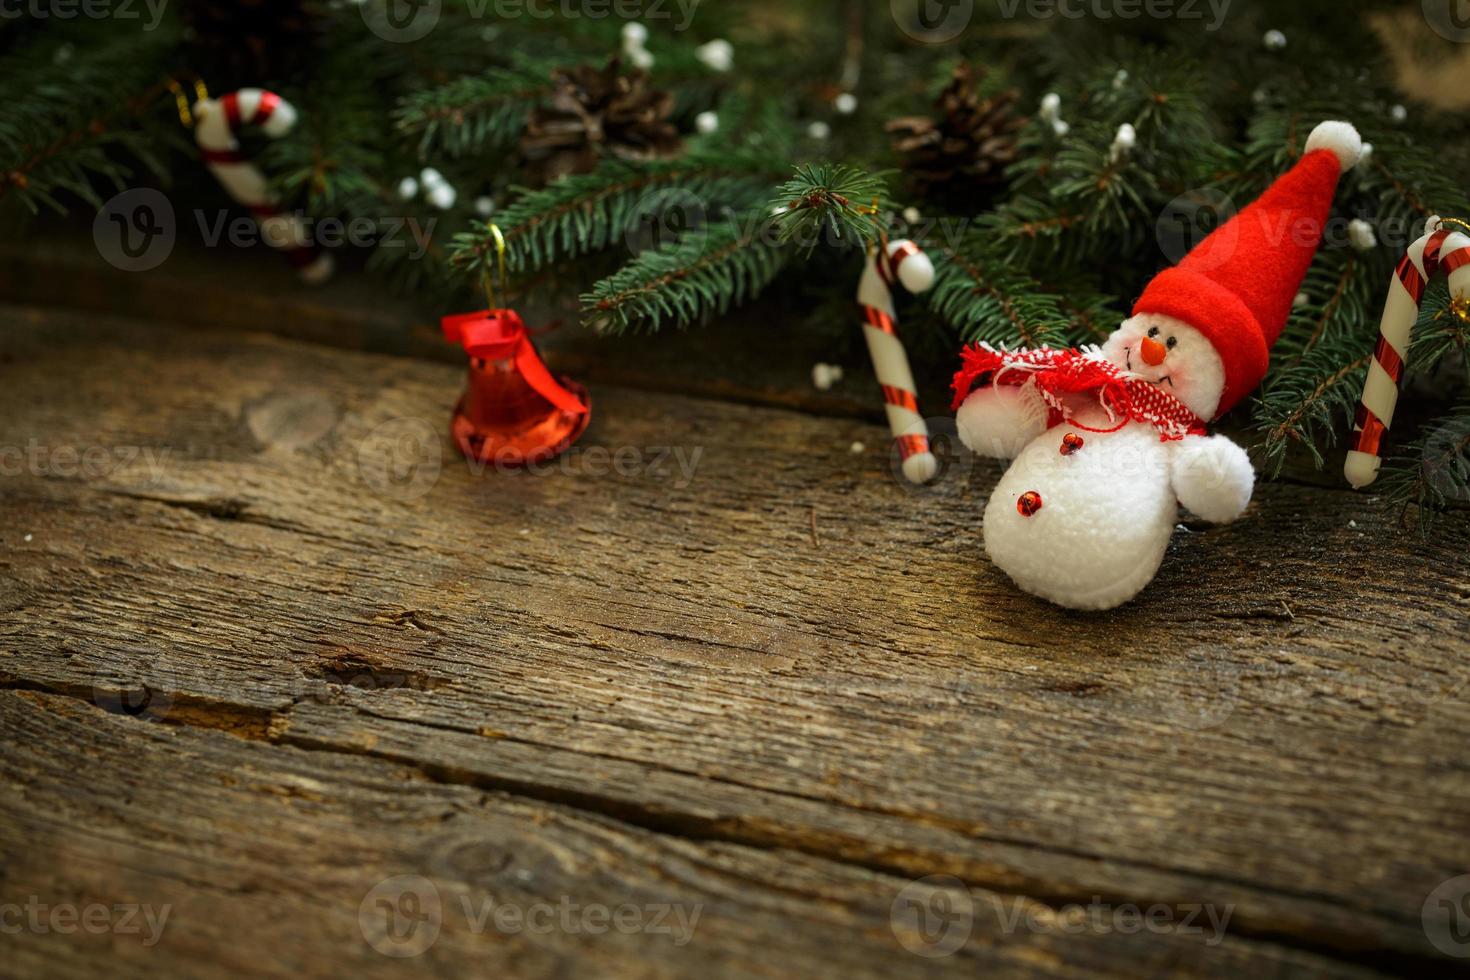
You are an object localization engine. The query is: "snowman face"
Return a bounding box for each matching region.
[1100,313,1226,421]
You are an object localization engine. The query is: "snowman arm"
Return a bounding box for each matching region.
[1169,434,1255,524]
[956,383,1049,460]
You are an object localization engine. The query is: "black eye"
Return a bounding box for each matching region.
[1147,327,1160,338]
[1166,336,1178,349]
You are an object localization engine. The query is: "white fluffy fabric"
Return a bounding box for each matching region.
[984,423,1175,611]
[1171,435,1254,523]
[957,385,1048,459]
[1304,120,1363,172]
[966,313,1257,609]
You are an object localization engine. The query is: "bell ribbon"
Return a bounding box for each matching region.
[441,308,588,415]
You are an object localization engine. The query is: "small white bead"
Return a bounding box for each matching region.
[1263,29,1287,51]
[427,182,457,210]
[849,441,865,454]
[1052,119,1070,138]
[834,92,858,115]
[695,39,734,72]
[1109,123,1136,162]
[1356,142,1374,170]
[419,167,444,188]
[627,46,654,70]
[622,22,648,45]
[396,177,419,200]
[806,121,831,140]
[1040,92,1061,119]
[1252,87,1269,105]
[695,111,719,134]
[811,363,844,391]
[1293,292,1310,309]
[474,196,495,217]
[1349,218,1377,252]
[902,206,922,225]
[1389,104,1408,124]
[1111,69,1128,90]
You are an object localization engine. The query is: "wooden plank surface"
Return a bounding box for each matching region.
[1,305,1468,977]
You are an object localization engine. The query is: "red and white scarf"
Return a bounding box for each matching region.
[951,344,1207,442]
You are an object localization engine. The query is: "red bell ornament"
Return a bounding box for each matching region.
[441,308,591,467]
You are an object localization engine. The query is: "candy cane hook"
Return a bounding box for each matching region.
[858,239,937,483]
[1345,216,1470,488]
[192,89,334,284]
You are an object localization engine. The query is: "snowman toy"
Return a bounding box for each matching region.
[952,120,1363,610]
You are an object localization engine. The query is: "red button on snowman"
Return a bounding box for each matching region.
[952,120,1363,610]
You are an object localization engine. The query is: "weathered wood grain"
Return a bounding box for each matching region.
[2,305,1468,976]
[3,689,1376,979]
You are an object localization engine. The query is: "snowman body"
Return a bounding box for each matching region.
[985,414,1176,611]
[955,315,1257,611]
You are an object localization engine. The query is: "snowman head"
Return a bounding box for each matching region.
[1100,313,1227,421]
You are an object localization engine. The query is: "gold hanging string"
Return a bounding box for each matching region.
[480,223,508,308]
[166,76,210,128]
[1439,217,1470,238]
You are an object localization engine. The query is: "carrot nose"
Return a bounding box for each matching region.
[1139,336,1168,366]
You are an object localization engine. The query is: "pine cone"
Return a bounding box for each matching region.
[886,64,1026,208]
[521,59,682,183]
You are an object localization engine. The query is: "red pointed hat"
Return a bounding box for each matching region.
[1133,121,1363,417]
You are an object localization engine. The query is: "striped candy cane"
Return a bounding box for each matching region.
[858,239,938,483]
[192,89,334,284]
[1345,216,1470,488]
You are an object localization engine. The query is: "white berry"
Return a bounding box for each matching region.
[695,39,733,72]
[807,121,831,140]
[1263,29,1287,50]
[834,93,858,115]
[811,363,844,391]
[1349,218,1377,252]
[695,111,719,134]
[397,177,419,200]
[474,195,495,217]
[427,182,457,210]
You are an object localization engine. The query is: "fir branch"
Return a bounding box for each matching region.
[925,232,1114,348]
[394,66,551,160]
[581,215,788,333]
[1253,348,1372,473]
[0,27,179,213]
[767,165,891,253]
[451,153,778,279]
[1378,404,1470,532]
